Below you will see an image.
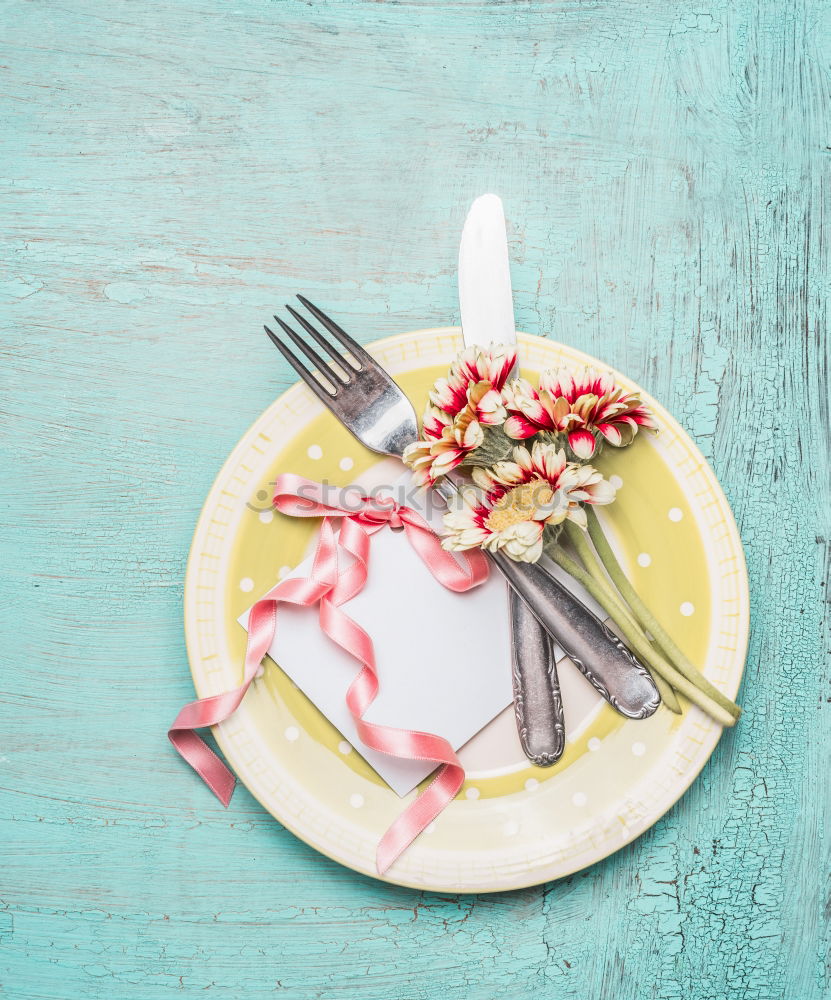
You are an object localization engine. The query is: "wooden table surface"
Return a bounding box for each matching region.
[3,2,828,997]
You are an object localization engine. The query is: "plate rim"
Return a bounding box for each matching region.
[183,327,749,892]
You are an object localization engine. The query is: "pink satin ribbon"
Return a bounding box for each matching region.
[169,474,489,874]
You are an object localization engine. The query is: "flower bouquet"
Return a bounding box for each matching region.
[404,344,742,728]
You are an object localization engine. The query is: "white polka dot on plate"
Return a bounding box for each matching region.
[349,793,364,809]
[284,726,300,742]
[307,444,323,460]
[609,475,624,490]
[465,786,480,800]
[504,820,520,837]
[239,577,254,593]
[680,602,695,617]
[632,741,646,757]
[278,565,291,579]
[339,456,354,471]
[637,552,652,568]
[259,509,274,524]
[668,507,683,522]
[587,737,602,752]
[337,741,352,755]
[572,792,587,807]
[525,778,539,791]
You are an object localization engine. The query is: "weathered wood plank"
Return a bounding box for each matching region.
[1,1,828,997]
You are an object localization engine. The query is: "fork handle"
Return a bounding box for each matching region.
[491,551,660,719]
[510,590,565,766]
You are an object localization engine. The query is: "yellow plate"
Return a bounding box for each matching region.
[184,329,748,891]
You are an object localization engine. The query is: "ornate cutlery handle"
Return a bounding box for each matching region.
[510,591,565,765]
[492,552,660,719]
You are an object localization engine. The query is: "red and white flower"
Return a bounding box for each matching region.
[429,343,515,423]
[453,343,516,392]
[442,441,617,562]
[503,367,655,459]
[403,385,495,486]
[421,404,450,441]
[430,377,507,427]
[403,344,517,485]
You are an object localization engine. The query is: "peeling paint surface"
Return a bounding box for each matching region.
[1,2,828,998]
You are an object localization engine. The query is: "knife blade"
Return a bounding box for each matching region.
[459,193,566,765]
[458,194,516,346]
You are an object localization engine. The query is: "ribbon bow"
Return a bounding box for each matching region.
[169,474,489,874]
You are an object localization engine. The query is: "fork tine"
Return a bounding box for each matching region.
[296,295,374,368]
[263,324,337,401]
[285,304,357,375]
[273,313,347,386]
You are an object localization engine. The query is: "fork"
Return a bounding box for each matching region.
[264,297,660,720]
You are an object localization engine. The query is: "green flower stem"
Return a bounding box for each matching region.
[561,522,682,714]
[559,528,684,715]
[546,543,735,727]
[584,507,741,722]
[638,657,682,714]
[563,522,644,638]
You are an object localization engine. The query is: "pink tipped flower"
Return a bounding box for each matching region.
[404,344,517,486]
[429,343,516,420]
[503,367,656,459]
[441,441,617,562]
[430,378,506,427]
[421,404,451,441]
[453,343,516,392]
[403,387,491,486]
[429,373,471,417]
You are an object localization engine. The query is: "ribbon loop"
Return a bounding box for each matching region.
[169,473,489,874]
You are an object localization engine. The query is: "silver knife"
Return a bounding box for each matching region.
[459,194,566,764]
[457,194,660,727]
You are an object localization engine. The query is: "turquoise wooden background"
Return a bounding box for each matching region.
[2,2,828,997]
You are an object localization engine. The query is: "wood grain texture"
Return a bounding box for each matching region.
[1,1,828,997]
